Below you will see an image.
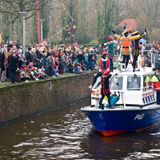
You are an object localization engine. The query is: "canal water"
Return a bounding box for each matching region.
[0,103,160,160]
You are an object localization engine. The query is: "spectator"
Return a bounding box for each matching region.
[8,49,18,83]
[0,42,100,84]
[25,47,33,64]
[0,50,5,82]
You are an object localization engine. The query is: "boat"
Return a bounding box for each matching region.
[81,66,160,137]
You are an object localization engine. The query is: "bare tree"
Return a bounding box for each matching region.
[0,0,49,43]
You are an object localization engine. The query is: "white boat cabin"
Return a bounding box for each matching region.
[110,67,156,106]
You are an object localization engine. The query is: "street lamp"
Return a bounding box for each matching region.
[19,11,27,55]
[40,19,45,42]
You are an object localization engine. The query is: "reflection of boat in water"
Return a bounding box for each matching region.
[81,127,160,160]
[81,67,160,137]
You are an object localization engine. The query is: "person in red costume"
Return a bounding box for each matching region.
[99,70,112,109]
[90,51,110,88]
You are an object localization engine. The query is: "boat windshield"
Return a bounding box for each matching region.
[127,76,141,90]
[110,76,123,90]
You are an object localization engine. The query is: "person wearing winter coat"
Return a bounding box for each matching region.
[8,50,18,83]
[0,51,5,82]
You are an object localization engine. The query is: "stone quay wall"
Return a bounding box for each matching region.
[0,72,94,124]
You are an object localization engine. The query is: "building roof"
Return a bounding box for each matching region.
[118,18,138,30]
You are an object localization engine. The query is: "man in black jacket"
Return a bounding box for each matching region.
[0,51,5,82]
[25,47,33,65]
[8,50,18,83]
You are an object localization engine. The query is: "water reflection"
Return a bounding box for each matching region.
[82,129,160,160]
[0,104,160,160]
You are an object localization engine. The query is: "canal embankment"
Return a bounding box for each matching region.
[0,72,94,124]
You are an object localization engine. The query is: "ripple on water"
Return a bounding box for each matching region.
[8,110,91,159]
[1,106,160,160]
[125,150,160,160]
[13,142,33,148]
[150,132,160,136]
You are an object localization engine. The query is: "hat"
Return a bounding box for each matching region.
[108,36,114,41]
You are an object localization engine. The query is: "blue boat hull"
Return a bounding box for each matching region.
[83,107,160,136]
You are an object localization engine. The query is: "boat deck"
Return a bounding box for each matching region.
[81,103,160,112]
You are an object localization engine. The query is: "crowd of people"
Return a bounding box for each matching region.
[0,41,99,84]
[0,27,160,85]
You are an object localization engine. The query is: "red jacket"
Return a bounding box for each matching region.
[99,58,110,73]
[154,82,160,91]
